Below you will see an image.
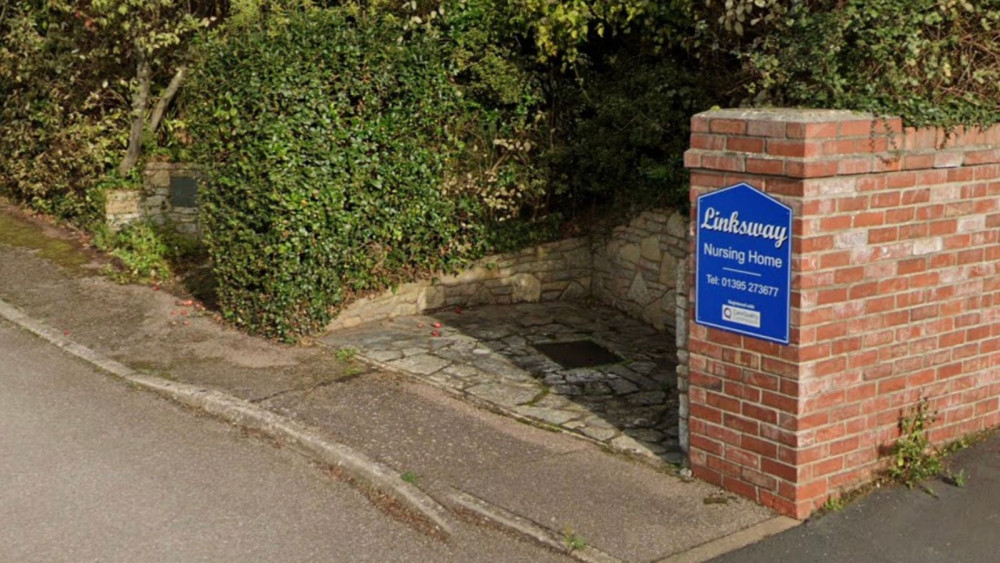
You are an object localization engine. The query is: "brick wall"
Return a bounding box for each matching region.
[685,109,1000,518]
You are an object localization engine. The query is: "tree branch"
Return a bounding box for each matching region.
[149,65,187,135]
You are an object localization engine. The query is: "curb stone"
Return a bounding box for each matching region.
[445,487,799,563]
[446,489,622,563]
[0,297,454,539]
[654,517,801,563]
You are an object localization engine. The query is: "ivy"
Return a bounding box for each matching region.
[696,0,1000,128]
[184,8,494,339]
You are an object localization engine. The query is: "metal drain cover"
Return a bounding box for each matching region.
[533,340,623,369]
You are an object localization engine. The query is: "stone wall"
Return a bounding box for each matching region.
[328,238,593,329]
[593,209,688,333]
[141,162,201,235]
[104,162,201,235]
[330,214,696,334]
[589,208,692,454]
[104,190,143,231]
[685,108,1000,519]
[675,253,691,454]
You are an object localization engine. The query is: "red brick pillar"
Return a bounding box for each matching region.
[684,109,1000,518]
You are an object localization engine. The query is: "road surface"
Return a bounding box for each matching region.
[0,319,561,562]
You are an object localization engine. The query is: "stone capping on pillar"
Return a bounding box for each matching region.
[684,108,1000,519]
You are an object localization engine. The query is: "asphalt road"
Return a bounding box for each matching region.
[0,319,562,562]
[713,431,1000,562]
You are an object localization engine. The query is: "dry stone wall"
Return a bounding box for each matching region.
[104,190,142,230]
[104,162,201,236]
[593,209,689,333]
[330,211,692,333]
[329,238,593,329]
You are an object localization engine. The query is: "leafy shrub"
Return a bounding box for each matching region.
[431,0,554,227]
[694,0,1000,128]
[185,8,490,339]
[0,3,125,222]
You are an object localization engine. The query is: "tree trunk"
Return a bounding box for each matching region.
[119,47,151,178]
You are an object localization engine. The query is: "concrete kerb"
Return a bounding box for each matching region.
[446,489,621,563]
[654,516,800,563]
[446,485,799,563]
[0,298,454,539]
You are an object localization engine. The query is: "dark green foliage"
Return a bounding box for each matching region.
[551,50,708,215]
[0,2,126,222]
[696,0,1000,128]
[185,9,485,339]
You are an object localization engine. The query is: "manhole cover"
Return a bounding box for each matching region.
[533,340,623,369]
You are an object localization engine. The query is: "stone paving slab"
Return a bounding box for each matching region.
[321,301,681,464]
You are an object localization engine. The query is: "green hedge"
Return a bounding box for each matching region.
[694,0,1000,128]
[185,9,486,339]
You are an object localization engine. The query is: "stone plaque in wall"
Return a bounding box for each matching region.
[170,176,199,208]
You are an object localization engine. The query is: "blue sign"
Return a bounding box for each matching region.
[695,183,792,344]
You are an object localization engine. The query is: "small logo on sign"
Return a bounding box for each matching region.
[722,305,761,328]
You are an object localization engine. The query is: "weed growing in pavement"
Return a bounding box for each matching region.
[944,469,968,488]
[96,221,172,284]
[400,471,418,484]
[335,347,357,362]
[889,399,943,492]
[524,385,550,407]
[821,495,846,513]
[562,526,587,551]
[702,493,729,505]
